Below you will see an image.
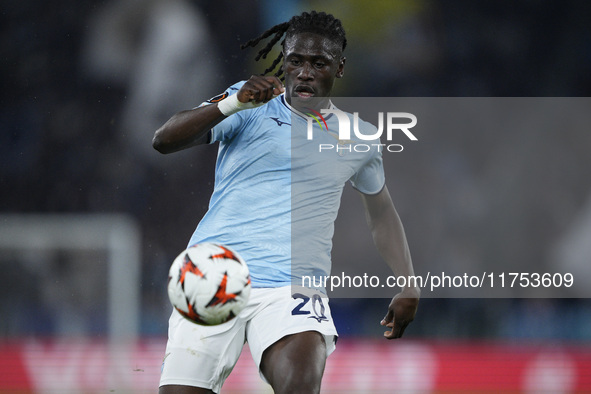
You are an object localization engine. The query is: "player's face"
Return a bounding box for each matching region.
[282,32,345,110]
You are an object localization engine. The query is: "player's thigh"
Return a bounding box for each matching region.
[260,330,327,390]
[245,286,337,369]
[246,287,337,392]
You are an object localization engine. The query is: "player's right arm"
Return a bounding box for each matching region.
[152,76,284,154]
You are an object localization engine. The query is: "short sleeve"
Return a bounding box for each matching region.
[350,149,386,195]
[197,81,247,143]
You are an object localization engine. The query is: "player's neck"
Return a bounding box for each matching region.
[285,96,333,115]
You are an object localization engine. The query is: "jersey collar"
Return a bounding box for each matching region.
[280,94,336,122]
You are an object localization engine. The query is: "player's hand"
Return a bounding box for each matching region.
[381,287,420,339]
[238,75,284,104]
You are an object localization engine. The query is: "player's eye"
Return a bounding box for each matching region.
[314,62,325,69]
[290,59,301,66]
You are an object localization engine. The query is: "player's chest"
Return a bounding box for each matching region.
[239,113,371,182]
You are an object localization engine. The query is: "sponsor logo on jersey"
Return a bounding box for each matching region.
[270,117,291,127]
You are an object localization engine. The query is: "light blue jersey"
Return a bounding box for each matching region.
[188,81,385,288]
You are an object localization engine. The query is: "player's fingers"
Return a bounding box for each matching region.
[237,84,258,103]
[381,309,394,326]
[253,83,273,103]
[265,75,285,96]
[249,76,280,103]
[251,77,283,102]
[384,319,407,339]
[392,320,407,338]
[245,85,265,103]
[383,321,394,338]
[241,77,270,103]
[262,82,276,102]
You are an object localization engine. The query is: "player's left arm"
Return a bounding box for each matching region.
[360,185,420,339]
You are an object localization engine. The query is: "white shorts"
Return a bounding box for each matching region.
[159,286,338,393]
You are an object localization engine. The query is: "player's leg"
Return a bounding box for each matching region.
[260,330,327,394]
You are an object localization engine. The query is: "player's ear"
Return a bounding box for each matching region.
[336,57,346,78]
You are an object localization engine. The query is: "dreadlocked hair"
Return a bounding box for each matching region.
[240,11,347,80]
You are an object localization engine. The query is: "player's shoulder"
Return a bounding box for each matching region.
[227,80,247,92]
[204,81,246,105]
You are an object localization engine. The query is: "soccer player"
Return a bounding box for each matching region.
[154,11,420,394]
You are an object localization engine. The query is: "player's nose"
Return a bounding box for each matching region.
[297,63,314,80]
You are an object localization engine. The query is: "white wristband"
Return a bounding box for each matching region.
[217,93,264,116]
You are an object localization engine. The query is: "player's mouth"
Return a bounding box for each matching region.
[294,85,315,99]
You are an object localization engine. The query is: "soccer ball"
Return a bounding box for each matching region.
[167,243,251,325]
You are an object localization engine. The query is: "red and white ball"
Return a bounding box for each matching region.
[167,243,251,325]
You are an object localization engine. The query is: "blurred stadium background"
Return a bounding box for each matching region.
[2,0,591,392]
